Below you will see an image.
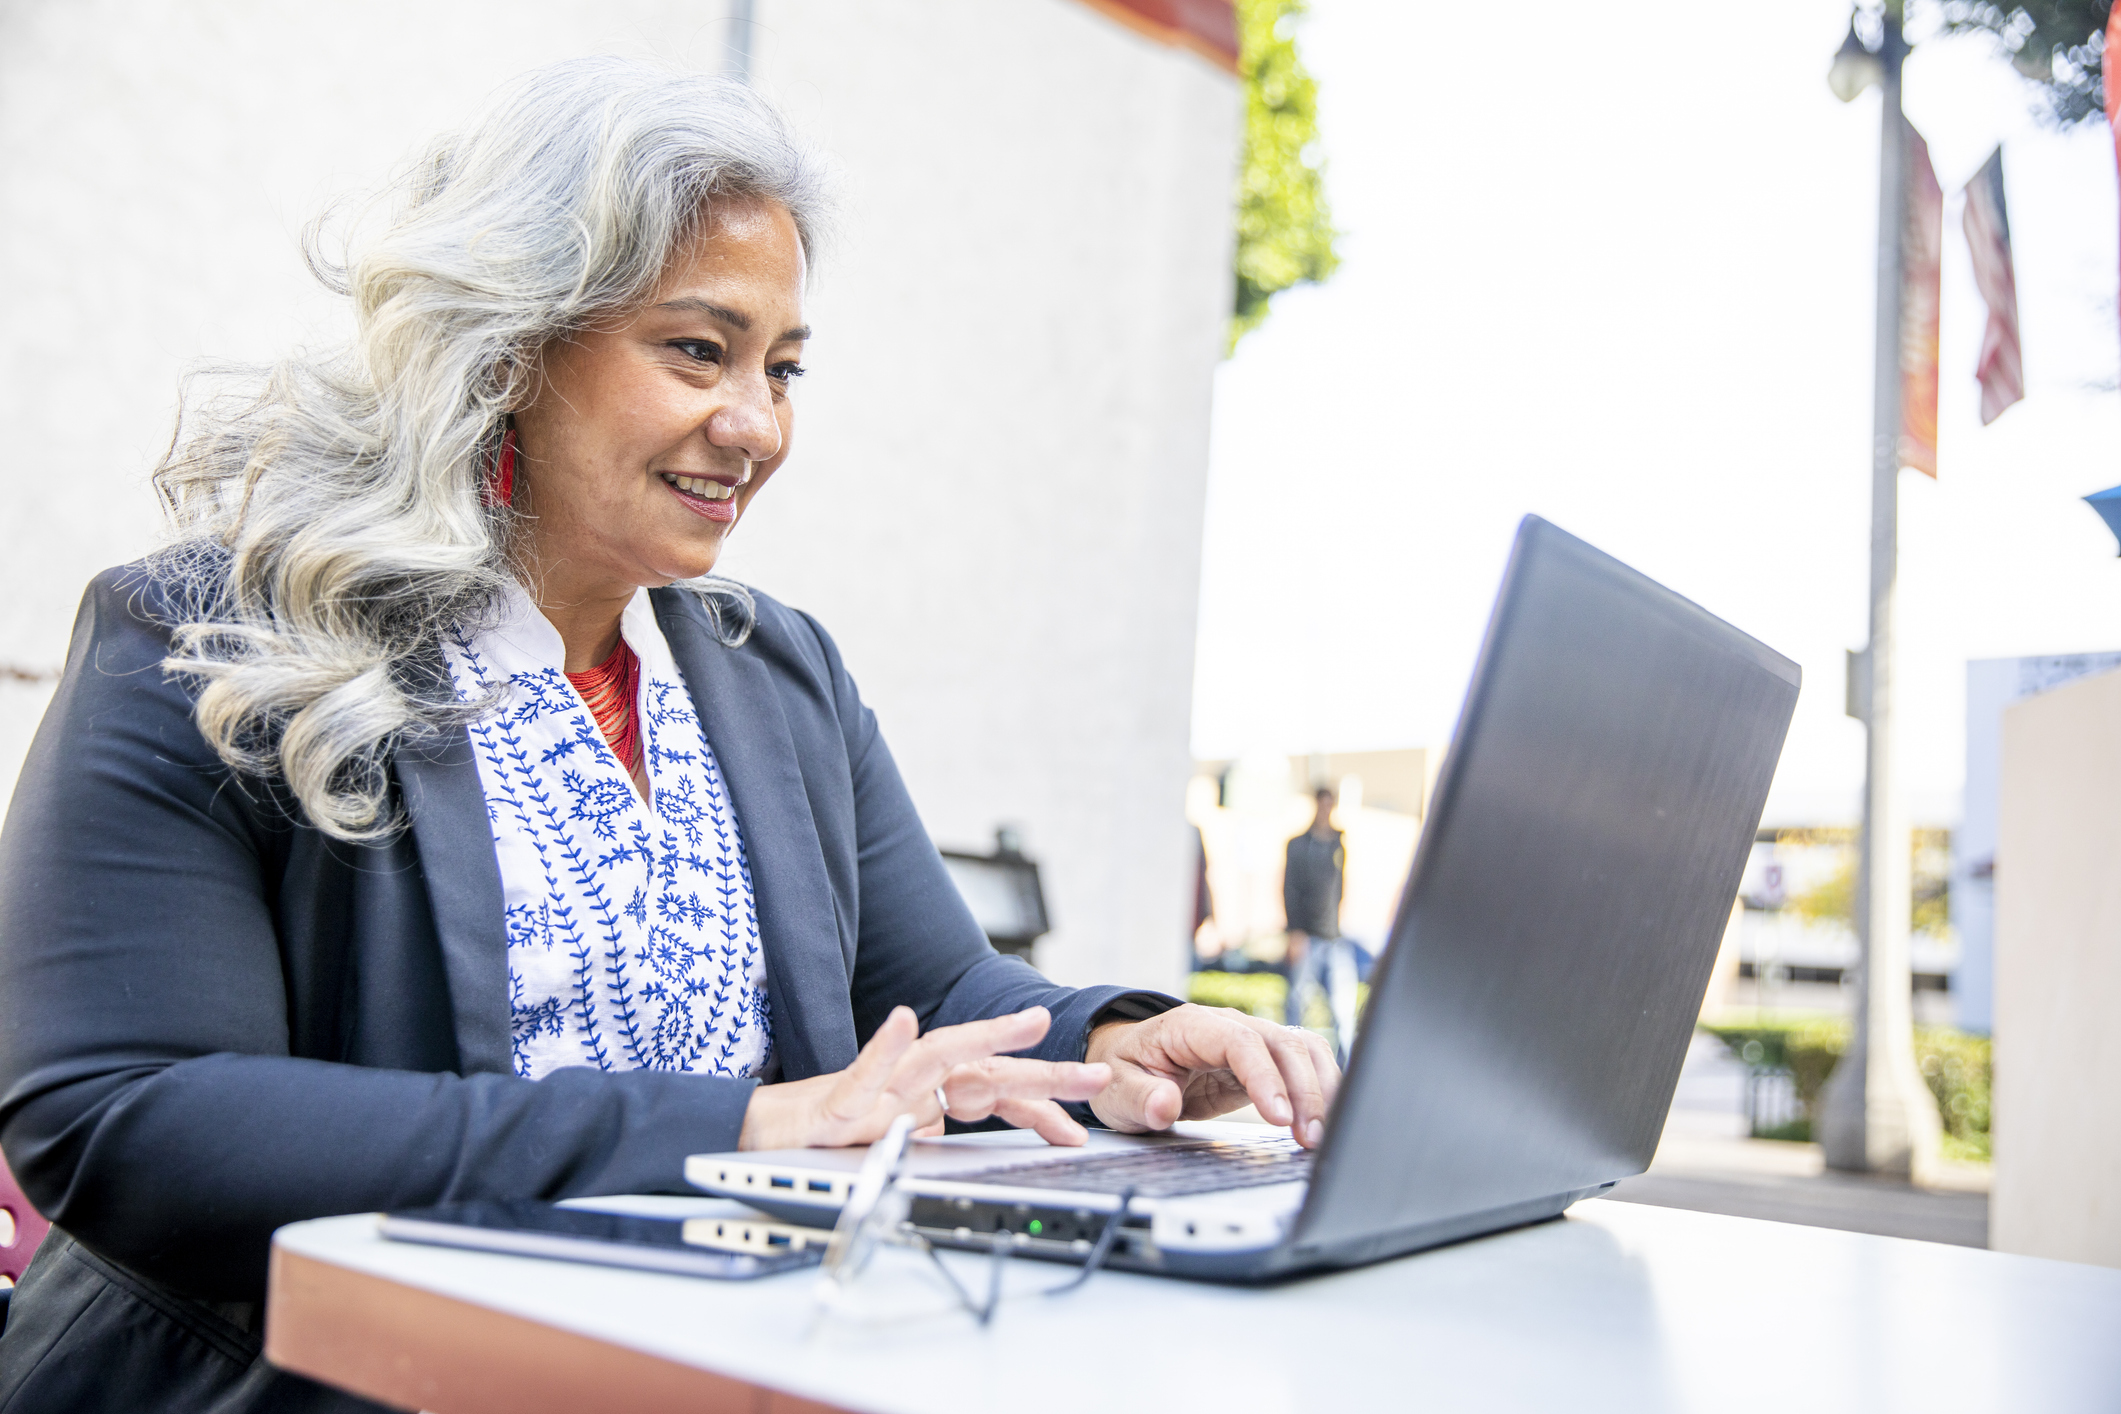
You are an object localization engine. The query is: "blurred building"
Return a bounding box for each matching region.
[1725,829,1958,1026]
[0,0,1241,992]
[1701,657,2121,1035]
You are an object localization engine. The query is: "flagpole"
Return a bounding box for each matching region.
[726,0,758,80]
[1817,5,1943,1180]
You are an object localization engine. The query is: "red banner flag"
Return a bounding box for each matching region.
[1962,148,2024,426]
[2109,6,2120,366]
[1900,121,1943,478]
[1073,0,1238,72]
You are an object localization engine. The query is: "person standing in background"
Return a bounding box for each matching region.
[1283,787,1345,1027]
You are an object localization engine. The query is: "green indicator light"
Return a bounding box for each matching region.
[1027,1219,1043,1235]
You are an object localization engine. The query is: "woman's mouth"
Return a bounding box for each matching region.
[660,472,738,523]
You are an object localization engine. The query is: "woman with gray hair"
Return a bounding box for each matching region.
[0,56,1338,1411]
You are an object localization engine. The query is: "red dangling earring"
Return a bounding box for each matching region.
[482,425,518,509]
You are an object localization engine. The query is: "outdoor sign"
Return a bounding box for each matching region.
[1955,652,2121,1033]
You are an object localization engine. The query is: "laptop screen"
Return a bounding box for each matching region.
[1294,516,1799,1255]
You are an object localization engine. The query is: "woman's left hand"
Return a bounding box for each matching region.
[737,1004,1111,1152]
[1084,1005,1343,1149]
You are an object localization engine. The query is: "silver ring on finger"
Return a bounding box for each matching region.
[935,1084,952,1120]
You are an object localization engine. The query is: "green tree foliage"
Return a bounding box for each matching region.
[1781,828,1953,937]
[1231,0,1339,352]
[1934,0,2110,125]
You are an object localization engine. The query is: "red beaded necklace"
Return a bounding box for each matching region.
[566,638,642,774]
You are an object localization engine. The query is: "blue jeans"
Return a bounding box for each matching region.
[1285,935,1363,1061]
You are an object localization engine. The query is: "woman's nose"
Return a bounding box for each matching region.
[707,374,783,464]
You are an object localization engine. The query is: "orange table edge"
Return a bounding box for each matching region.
[264,1241,854,1414]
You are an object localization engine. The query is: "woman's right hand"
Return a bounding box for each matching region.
[735,1005,1111,1151]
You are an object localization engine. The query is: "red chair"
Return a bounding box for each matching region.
[0,1151,51,1319]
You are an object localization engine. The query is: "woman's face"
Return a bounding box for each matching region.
[512,198,809,599]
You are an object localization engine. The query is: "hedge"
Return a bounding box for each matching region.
[1701,1015,1991,1161]
[1188,970,1287,1020]
[1187,971,1368,1034]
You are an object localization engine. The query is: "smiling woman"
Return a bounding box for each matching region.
[509,200,813,799]
[513,204,811,662]
[0,56,1338,1414]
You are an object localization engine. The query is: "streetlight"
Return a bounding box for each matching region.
[1813,3,1945,1181]
[1827,17,1884,103]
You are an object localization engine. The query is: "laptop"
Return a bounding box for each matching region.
[687,516,1799,1280]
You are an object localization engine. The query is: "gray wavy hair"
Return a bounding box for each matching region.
[149,56,833,841]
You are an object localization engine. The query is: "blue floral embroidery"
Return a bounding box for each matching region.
[447,624,772,1082]
[510,974,567,1057]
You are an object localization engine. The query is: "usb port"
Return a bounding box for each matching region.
[807,1180,833,1194]
[769,1176,794,1190]
[767,1233,791,1247]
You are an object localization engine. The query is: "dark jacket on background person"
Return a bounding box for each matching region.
[0,564,1173,1413]
[1282,830,1345,941]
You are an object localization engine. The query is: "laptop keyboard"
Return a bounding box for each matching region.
[944,1135,1313,1198]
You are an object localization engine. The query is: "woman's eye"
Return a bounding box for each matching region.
[672,339,723,364]
[768,362,807,384]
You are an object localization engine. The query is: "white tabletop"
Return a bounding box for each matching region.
[268,1188,2121,1414]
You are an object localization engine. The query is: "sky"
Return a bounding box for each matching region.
[1190,0,2121,826]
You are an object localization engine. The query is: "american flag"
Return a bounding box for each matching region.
[1961,148,2023,427]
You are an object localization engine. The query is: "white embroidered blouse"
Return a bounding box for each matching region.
[442,585,774,1082]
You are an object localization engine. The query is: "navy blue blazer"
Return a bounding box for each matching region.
[0,564,1171,1412]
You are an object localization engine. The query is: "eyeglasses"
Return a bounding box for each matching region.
[812,1114,1136,1326]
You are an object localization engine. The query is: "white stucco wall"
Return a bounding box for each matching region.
[0,0,1236,993]
[1993,668,2121,1270]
